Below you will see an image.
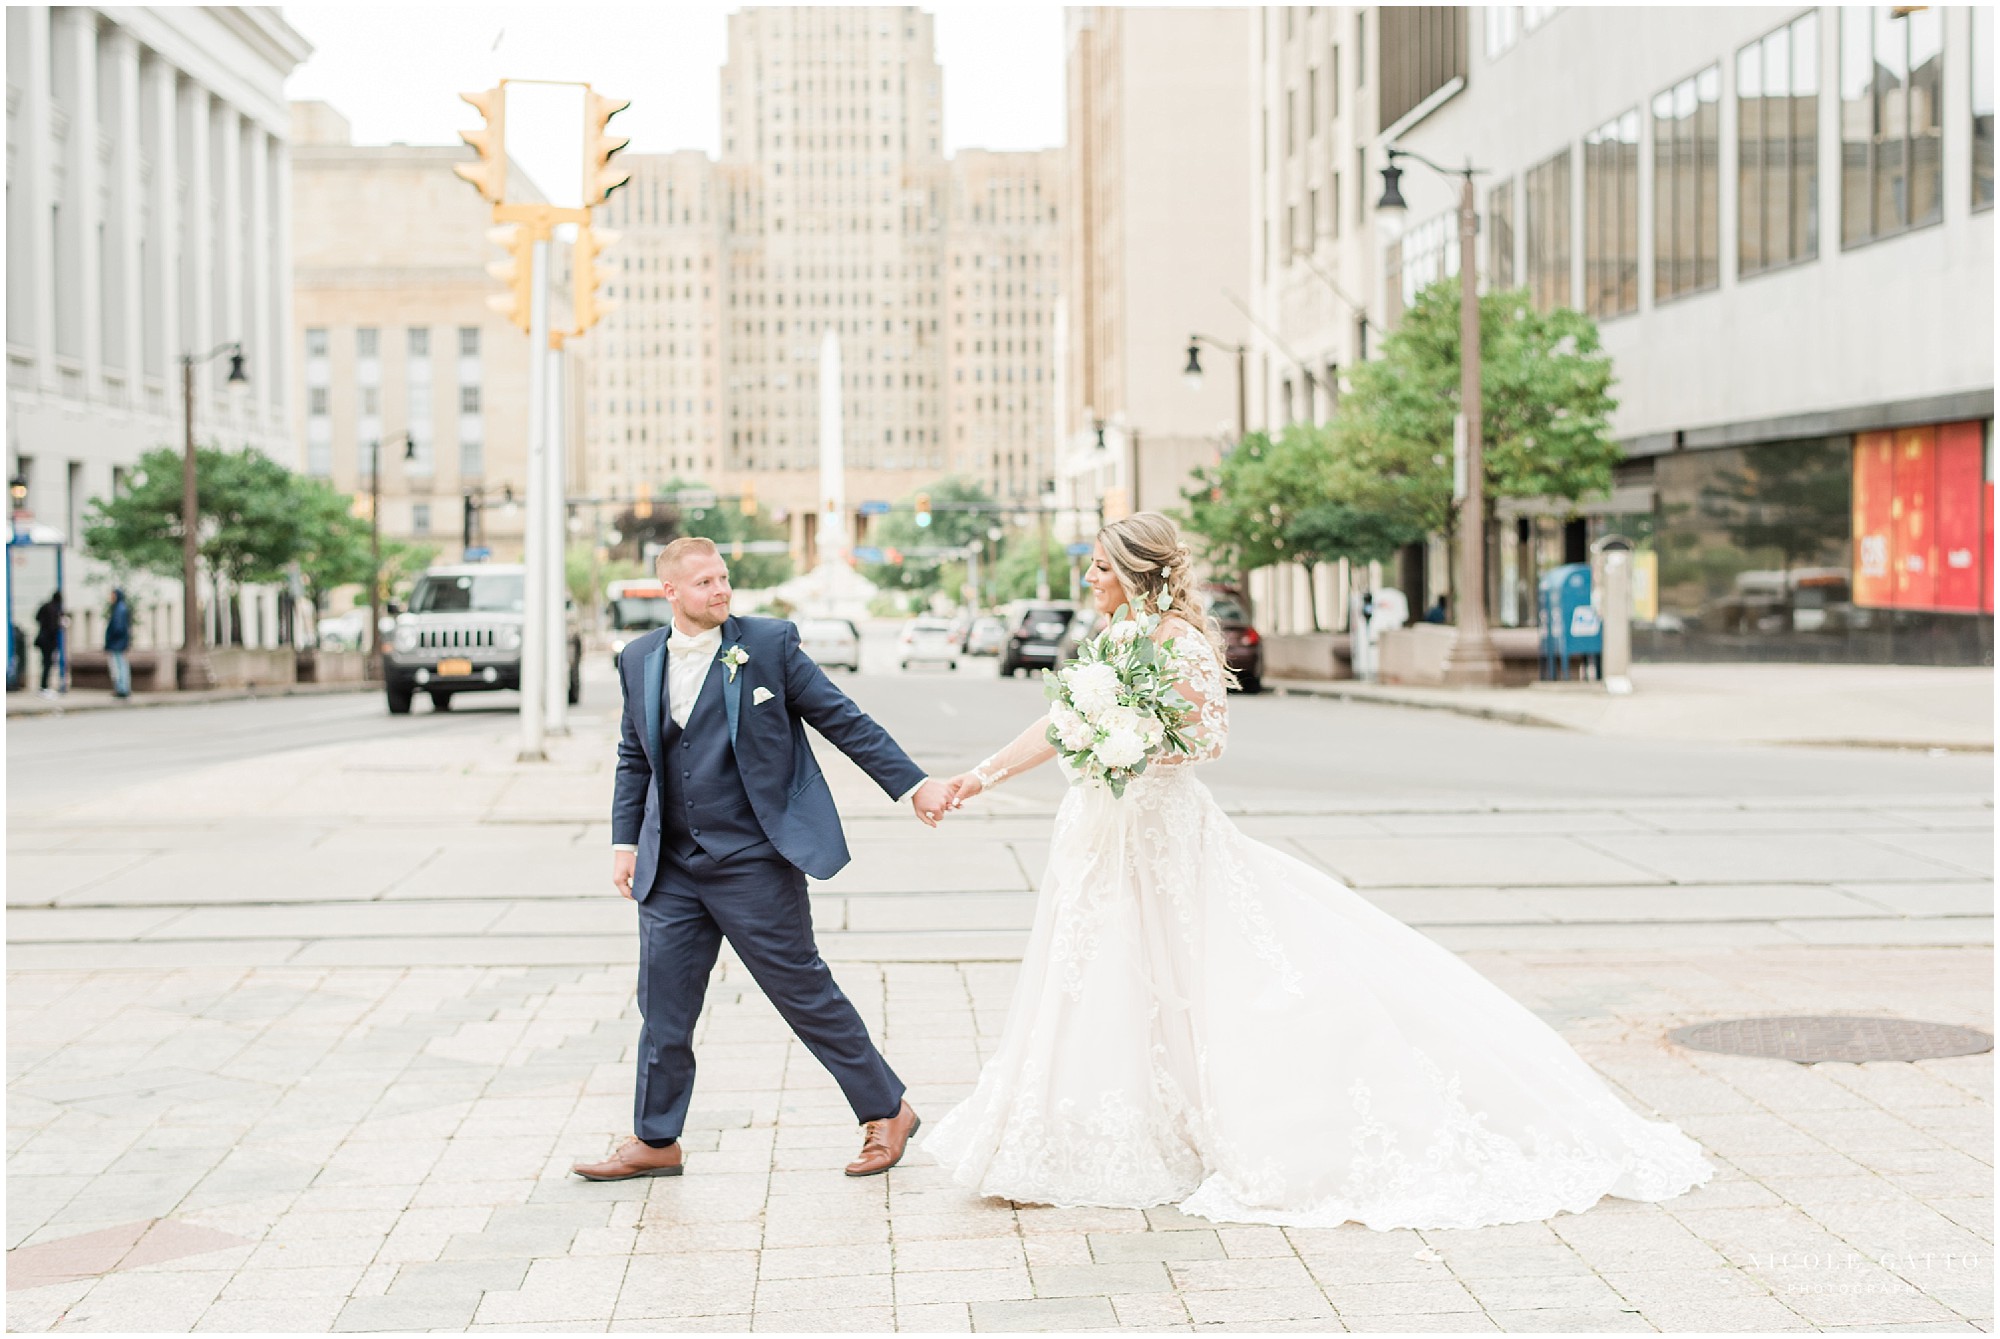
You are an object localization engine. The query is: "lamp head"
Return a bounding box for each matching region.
[225,347,248,384]
[1183,340,1204,391]
[1376,155,1410,217]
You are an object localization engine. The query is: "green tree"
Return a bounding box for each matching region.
[1281,501,1427,632]
[1331,277,1621,607]
[991,535,1072,603]
[83,445,304,638]
[1178,425,1337,597]
[609,479,796,589]
[291,477,375,613]
[857,477,999,598]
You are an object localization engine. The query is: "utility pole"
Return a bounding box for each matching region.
[544,330,569,734]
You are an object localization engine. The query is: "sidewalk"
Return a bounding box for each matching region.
[6,679,373,718]
[7,703,1992,1332]
[1271,662,1995,752]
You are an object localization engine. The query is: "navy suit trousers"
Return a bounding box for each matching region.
[634,846,904,1142]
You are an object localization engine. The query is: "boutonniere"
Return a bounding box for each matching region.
[721,645,749,682]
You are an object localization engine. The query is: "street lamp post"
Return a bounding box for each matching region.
[367,433,416,680]
[1376,147,1502,686]
[1182,336,1249,445]
[179,343,247,691]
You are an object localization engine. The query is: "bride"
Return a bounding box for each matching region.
[920,512,1711,1229]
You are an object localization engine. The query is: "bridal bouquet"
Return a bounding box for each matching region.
[1042,606,1198,796]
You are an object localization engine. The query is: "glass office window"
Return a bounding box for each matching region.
[1738,11,1821,276]
[1525,147,1572,312]
[1583,110,1640,317]
[1841,6,1944,247]
[1975,6,1994,210]
[1489,178,1516,289]
[1654,65,1721,301]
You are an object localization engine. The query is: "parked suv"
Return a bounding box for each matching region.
[998,601,1079,677]
[382,564,580,714]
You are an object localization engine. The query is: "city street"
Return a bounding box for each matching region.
[6,638,1992,1332]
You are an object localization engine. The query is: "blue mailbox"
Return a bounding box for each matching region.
[1538,563,1602,681]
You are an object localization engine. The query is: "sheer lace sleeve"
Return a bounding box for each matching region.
[1154,620,1229,766]
[973,713,1059,789]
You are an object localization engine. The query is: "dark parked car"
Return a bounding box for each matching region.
[998,602,1079,677]
[1205,589,1263,694]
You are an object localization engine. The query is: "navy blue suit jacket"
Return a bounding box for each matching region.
[612,614,926,892]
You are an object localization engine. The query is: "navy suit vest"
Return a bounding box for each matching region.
[660,657,772,867]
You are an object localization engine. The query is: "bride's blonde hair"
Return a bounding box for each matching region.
[1097,512,1237,685]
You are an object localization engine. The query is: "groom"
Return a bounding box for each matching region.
[573,537,952,1182]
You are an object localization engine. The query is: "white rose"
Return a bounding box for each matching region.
[1051,704,1097,752]
[1106,619,1140,645]
[1064,662,1122,718]
[1092,704,1140,736]
[1091,728,1146,770]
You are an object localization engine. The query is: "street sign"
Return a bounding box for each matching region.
[853,546,885,563]
[464,546,493,561]
[858,500,891,516]
[1066,542,1094,556]
[675,488,718,509]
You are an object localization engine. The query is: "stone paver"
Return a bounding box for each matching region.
[8,677,1993,1333]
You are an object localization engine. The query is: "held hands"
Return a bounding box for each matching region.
[910,777,954,829]
[942,772,984,811]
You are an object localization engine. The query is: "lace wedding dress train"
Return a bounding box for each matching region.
[921,624,1711,1230]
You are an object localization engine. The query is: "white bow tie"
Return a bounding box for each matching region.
[669,626,722,655]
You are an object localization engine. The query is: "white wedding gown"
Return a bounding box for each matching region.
[922,623,1711,1229]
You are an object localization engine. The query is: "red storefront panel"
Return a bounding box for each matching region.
[1852,431,1896,608]
[1891,426,1937,609]
[1935,422,1985,612]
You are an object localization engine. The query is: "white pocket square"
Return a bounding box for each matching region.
[752,686,775,706]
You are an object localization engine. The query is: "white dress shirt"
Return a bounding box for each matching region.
[666,623,723,730]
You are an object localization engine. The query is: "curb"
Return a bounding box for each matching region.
[1265,678,1569,732]
[1263,677,1995,753]
[6,680,376,718]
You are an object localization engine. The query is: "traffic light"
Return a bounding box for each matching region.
[583,89,633,206]
[572,224,619,334]
[914,493,932,528]
[740,480,758,517]
[485,223,534,333]
[453,86,507,204]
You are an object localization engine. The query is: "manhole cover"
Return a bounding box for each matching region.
[1670,1016,1993,1064]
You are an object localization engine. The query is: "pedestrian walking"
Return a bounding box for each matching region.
[33,591,65,696]
[105,588,132,698]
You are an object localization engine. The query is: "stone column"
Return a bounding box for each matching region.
[20,6,55,390]
[245,120,272,440]
[145,57,180,385]
[180,83,211,404]
[56,6,102,389]
[213,101,242,424]
[111,26,144,391]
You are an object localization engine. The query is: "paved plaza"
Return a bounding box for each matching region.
[5,667,1993,1332]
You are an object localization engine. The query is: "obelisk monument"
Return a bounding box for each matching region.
[817,329,849,569]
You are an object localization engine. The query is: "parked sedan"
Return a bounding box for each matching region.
[898,618,959,671]
[796,617,861,672]
[1205,590,1264,693]
[964,616,1007,657]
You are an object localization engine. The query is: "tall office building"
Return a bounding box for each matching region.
[577,7,1064,561]
[1059,7,1254,527]
[583,151,726,501]
[945,148,1063,504]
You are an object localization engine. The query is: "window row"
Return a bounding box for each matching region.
[1480,7,1989,321]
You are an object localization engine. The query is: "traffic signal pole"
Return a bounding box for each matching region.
[518,231,550,762]
[544,331,568,735]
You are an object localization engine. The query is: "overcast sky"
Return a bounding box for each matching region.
[280,3,1067,157]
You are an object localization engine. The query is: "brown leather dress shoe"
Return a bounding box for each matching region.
[571,1137,685,1181]
[845,1100,920,1177]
